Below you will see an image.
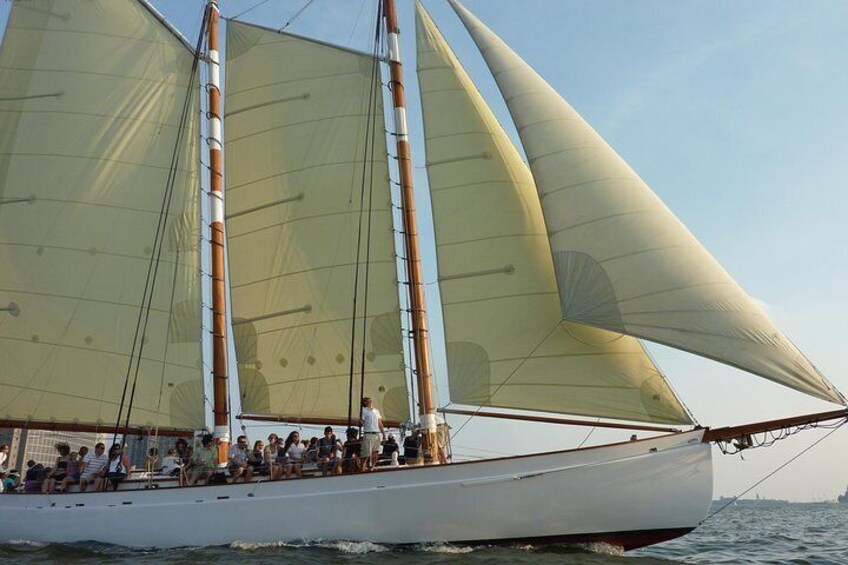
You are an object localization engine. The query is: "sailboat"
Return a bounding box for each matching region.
[0,0,844,550]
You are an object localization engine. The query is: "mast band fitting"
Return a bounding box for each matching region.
[211,191,225,222]
[387,33,401,63]
[419,413,437,432]
[209,116,222,144]
[393,107,408,141]
[214,426,230,441]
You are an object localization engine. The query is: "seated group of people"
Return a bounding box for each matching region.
[223,425,411,485]
[216,397,445,485]
[2,399,449,492]
[13,442,132,494]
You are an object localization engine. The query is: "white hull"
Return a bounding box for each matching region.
[0,430,712,549]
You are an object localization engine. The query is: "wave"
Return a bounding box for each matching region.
[416,542,475,554]
[576,541,625,556]
[2,539,47,548]
[230,539,389,554]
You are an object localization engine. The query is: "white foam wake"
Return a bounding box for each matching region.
[3,539,48,548]
[577,541,625,556]
[230,539,389,553]
[417,543,475,554]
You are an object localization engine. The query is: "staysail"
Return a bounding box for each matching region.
[451,0,843,405]
[416,3,691,424]
[0,0,204,431]
[225,21,410,423]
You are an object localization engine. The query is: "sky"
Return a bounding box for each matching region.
[2,0,847,502]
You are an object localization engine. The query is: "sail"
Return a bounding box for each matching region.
[0,0,204,430]
[225,21,410,423]
[415,4,691,424]
[450,0,843,405]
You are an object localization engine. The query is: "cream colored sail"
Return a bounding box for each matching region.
[0,0,204,430]
[450,0,843,405]
[225,21,409,423]
[416,4,691,424]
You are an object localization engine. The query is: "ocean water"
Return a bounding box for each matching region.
[1,502,847,564]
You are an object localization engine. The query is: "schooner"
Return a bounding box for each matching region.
[0,0,844,550]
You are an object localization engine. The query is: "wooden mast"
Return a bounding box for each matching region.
[206,0,230,465]
[383,0,439,461]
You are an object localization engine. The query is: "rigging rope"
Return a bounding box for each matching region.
[356,1,385,432]
[113,5,209,442]
[447,323,561,442]
[345,0,384,428]
[229,0,272,21]
[702,420,846,524]
[278,0,316,32]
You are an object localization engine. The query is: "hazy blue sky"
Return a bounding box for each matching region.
[2,0,846,502]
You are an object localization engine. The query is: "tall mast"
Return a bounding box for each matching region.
[383,0,438,461]
[206,0,230,465]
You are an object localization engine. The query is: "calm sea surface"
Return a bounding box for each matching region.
[2,502,847,564]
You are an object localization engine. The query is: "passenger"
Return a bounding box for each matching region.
[402,429,421,465]
[43,442,72,493]
[23,460,45,493]
[101,444,130,491]
[341,427,362,474]
[79,443,107,492]
[160,448,180,477]
[380,434,399,466]
[228,435,254,483]
[435,414,450,464]
[187,434,216,486]
[275,434,290,478]
[264,433,282,480]
[175,438,191,464]
[249,440,267,476]
[174,438,192,485]
[305,437,318,465]
[3,471,20,493]
[59,451,81,492]
[0,444,8,493]
[283,431,303,479]
[360,397,385,471]
[317,426,342,476]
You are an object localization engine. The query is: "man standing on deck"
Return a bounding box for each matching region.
[360,397,385,471]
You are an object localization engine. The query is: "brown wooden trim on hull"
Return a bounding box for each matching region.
[0,419,192,437]
[439,408,684,433]
[702,408,848,443]
[238,413,403,429]
[456,526,696,552]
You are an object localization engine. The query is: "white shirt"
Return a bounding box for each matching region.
[160,455,180,475]
[286,444,304,462]
[361,406,382,433]
[81,452,108,479]
[0,452,7,472]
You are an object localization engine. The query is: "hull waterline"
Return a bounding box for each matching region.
[0,430,712,549]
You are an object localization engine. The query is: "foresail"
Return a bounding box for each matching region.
[0,0,204,430]
[416,3,691,424]
[450,0,844,405]
[225,21,410,423]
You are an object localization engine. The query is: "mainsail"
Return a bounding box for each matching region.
[451,0,843,406]
[0,0,204,431]
[225,21,410,423]
[415,3,691,425]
